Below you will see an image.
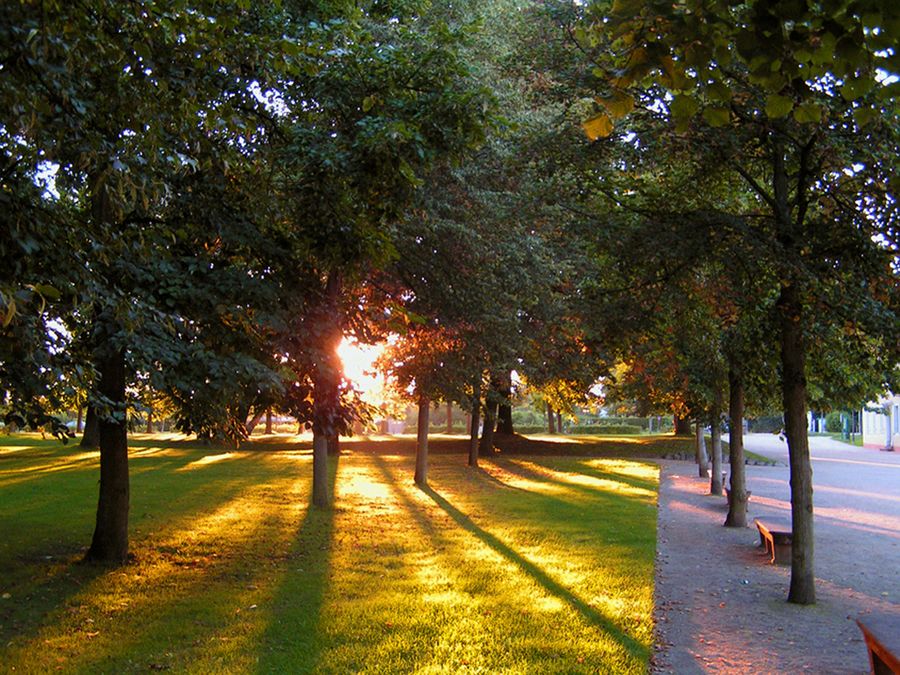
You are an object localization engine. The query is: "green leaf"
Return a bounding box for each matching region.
[398,160,422,187]
[670,94,699,121]
[765,94,794,119]
[31,284,61,300]
[706,81,731,103]
[792,103,822,124]
[852,106,878,128]
[702,106,730,127]
[582,113,614,140]
[840,77,874,102]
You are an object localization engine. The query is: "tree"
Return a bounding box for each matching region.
[583,0,900,603]
[0,0,329,560]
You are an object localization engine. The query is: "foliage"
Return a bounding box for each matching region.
[825,411,845,433]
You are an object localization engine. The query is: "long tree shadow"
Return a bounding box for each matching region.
[255,456,340,674]
[419,484,649,661]
[486,457,655,507]
[0,453,311,669]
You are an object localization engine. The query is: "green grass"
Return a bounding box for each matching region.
[815,432,864,447]
[0,434,657,673]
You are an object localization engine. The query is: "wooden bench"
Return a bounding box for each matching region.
[857,615,900,675]
[753,517,792,565]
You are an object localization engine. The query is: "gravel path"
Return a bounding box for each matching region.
[651,435,900,674]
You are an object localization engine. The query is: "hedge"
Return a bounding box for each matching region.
[569,424,643,435]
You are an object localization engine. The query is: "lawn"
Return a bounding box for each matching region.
[0,434,658,673]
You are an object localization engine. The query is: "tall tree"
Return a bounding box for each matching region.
[584,0,900,603]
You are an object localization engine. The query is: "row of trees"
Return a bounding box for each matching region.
[2,1,898,605]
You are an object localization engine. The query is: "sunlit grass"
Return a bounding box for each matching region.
[0,435,657,673]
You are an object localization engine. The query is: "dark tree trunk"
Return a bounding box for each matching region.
[725,367,748,528]
[415,395,430,486]
[496,370,514,434]
[468,379,481,467]
[779,281,816,605]
[695,422,709,478]
[245,408,265,435]
[479,401,497,456]
[327,433,340,456]
[547,402,556,434]
[710,392,724,496]
[80,406,100,448]
[77,406,84,433]
[265,408,273,435]
[446,401,453,434]
[556,410,563,434]
[312,272,343,507]
[145,412,153,434]
[674,414,692,435]
[86,346,129,563]
[312,431,329,507]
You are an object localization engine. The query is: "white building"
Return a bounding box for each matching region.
[861,394,900,450]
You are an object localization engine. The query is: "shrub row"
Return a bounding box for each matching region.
[569,424,643,435]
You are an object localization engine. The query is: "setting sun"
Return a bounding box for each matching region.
[337,337,385,396]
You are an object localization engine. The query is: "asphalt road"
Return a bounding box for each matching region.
[742,432,900,604]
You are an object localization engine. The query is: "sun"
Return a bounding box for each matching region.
[337,337,384,396]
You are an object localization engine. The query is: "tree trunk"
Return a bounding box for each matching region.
[479,401,497,456]
[468,379,481,467]
[86,345,129,563]
[710,393,724,496]
[547,402,556,434]
[265,408,273,434]
[312,430,329,507]
[311,272,343,508]
[446,401,453,434]
[145,411,153,434]
[415,395,430,486]
[695,422,709,478]
[77,406,84,433]
[724,368,748,528]
[496,370,514,434]
[556,410,563,434]
[80,406,100,448]
[245,408,266,435]
[327,433,340,456]
[674,414,692,435]
[779,281,816,605]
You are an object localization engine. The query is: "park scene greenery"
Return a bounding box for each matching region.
[1,0,898,670]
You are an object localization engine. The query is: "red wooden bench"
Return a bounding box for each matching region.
[753,517,792,565]
[857,615,900,674]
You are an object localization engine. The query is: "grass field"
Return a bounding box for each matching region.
[0,434,659,673]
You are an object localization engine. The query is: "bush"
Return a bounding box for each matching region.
[824,411,844,433]
[512,410,542,426]
[429,423,468,433]
[595,417,650,430]
[569,424,642,435]
[513,425,548,434]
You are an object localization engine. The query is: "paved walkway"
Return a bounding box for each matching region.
[652,434,900,674]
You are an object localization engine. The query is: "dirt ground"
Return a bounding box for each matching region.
[651,438,900,674]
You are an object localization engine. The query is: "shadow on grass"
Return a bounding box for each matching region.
[0,448,303,660]
[418,483,649,662]
[482,458,656,512]
[254,457,339,674]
